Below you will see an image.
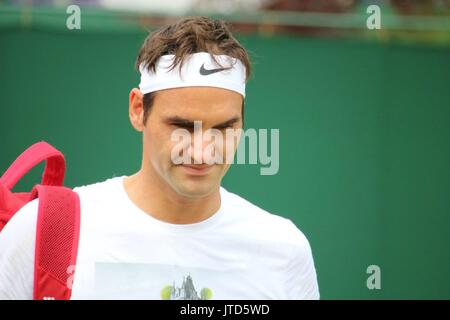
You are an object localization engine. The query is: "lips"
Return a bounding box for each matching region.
[180,164,214,176]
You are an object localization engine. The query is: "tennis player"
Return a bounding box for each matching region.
[0,17,319,300]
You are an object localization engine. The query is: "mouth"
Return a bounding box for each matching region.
[180,164,215,176]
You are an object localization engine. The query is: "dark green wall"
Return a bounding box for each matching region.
[1,8,449,299]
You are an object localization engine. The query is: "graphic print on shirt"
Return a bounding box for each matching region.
[160,274,213,300]
[93,262,216,299]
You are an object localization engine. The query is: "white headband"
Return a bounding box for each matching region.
[139,52,246,98]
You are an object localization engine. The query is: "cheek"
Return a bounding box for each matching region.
[221,130,241,160]
[144,125,177,160]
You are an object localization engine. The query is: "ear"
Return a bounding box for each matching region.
[129,88,145,132]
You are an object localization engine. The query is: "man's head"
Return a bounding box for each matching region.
[128,17,252,199]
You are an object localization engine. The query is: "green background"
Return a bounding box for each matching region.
[1,7,449,299]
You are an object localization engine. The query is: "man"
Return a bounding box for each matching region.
[0,17,319,300]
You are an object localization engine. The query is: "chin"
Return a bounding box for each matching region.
[173,180,218,199]
[167,167,221,197]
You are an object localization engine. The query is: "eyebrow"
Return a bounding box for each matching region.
[165,116,241,129]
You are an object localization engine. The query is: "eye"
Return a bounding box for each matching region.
[214,125,234,130]
[172,124,195,132]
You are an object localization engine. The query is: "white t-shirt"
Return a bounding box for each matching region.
[0,176,319,300]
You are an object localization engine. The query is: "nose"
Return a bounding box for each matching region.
[186,130,220,165]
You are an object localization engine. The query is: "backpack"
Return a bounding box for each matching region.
[0,141,80,300]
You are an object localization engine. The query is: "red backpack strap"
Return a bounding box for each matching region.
[0,141,65,233]
[31,185,81,300]
[0,141,65,191]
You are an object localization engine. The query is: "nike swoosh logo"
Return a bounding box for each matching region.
[199,63,231,76]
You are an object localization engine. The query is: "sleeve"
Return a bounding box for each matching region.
[0,199,38,300]
[284,221,320,300]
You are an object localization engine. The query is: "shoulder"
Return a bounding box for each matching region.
[220,186,310,248]
[0,199,37,299]
[73,175,124,203]
[220,187,319,299]
[0,198,38,245]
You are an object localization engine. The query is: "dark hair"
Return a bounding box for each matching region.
[135,16,252,125]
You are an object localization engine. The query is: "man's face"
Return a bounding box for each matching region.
[143,86,243,199]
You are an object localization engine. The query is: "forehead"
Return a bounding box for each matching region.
[152,86,243,120]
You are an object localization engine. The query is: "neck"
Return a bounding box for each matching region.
[123,167,221,225]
